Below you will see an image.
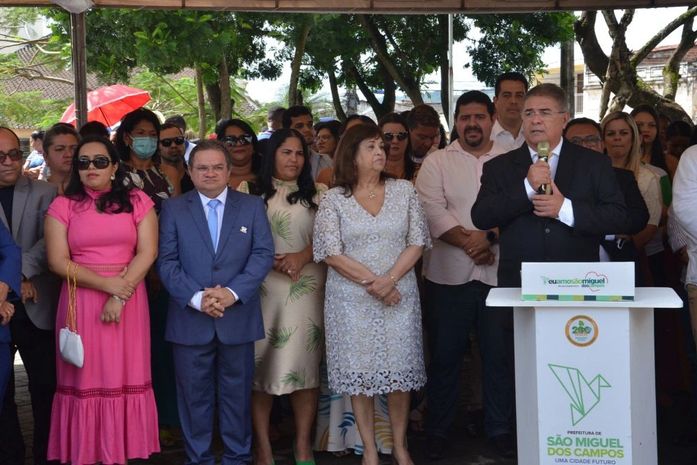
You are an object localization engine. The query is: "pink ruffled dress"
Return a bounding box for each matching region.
[46,188,160,465]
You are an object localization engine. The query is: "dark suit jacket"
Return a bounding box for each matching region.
[600,167,650,262]
[0,176,59,330]
[157,188,274,346]
[0,221,20,344]
[471,141,628,287]
[612,167,649,236]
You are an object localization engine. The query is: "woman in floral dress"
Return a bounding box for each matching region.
[239,128,326,465]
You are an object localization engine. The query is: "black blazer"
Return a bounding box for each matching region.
[612,167,649,236]
[600,167,650,263]
[471,141,628,287]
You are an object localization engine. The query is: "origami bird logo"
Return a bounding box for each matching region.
[548,364,611,426]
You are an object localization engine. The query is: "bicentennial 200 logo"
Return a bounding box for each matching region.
[565,315,599,347]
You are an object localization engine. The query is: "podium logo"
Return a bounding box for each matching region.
[541,272,608,292]
[565,315,599,347]
[549,364,611,426]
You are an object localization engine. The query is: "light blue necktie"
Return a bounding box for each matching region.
[207,199,221,251]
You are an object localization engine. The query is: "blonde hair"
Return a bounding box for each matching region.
[600,111,642,179]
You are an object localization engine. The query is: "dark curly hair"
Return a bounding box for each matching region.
[257,129,318,210]
[64,136,134,214]
[114,108,161,164]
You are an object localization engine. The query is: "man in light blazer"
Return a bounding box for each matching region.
[0,127,59,465]
[0,221,21,413]
[158,139,274,465]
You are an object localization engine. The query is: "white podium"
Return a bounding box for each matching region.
[487,287,682,465]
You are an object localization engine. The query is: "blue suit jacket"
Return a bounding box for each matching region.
[157,188,274,346]
[0,221,21,344]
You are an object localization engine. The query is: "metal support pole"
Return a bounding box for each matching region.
[447,13,454,130]
[70,12,88,128]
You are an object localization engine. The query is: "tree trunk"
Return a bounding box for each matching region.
[438,15,450,121]
[195,65,206,139]
[219,56,232,120]
[560,39,575,116]
[205,83,222,124]
[358,15,424,106]
[575,9,693,122]
[327,66,347,121]
[345,62,394,119]
[289,20,312,107]
[380,64,396,116]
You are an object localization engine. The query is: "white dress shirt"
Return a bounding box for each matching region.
[491,119,525,153]
[672,145,697,286]
[522,139,575,227]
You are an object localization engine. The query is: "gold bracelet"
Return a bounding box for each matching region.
[388,274,398,285]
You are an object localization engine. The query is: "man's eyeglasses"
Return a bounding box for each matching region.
[0,149,23,164]
[160,137,185,147]
[220,135,253,147]
[569,136,602,146]
[77,155,112,170]
[383,132,408,142]
[521,109,566,120]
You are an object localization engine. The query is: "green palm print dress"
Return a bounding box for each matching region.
[240,179,327,395]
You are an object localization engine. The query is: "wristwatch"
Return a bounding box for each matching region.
[486,230,498,244]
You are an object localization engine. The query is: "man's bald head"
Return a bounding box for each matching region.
[0,127,21,149]
[0,127,23,188]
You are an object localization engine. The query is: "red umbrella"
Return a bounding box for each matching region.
[60,84,151,128]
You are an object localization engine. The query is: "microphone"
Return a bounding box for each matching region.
[537,141,551,195]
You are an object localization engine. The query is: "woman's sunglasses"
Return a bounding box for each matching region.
[383,132,408,142]
[220,135,253,147]
[160,137,185,147]
[77,155,112,171]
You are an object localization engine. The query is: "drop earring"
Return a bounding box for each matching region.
[110,174,116,181]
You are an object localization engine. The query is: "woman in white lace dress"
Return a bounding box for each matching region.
[313,124,430,465]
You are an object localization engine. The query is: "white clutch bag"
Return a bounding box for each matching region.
[60,261,84,368]
[59,327,84,368]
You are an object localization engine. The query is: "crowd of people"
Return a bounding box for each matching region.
[0,71,697,465]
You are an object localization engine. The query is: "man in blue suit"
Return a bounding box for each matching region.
[158,139,274,465]
[0,220,21,413]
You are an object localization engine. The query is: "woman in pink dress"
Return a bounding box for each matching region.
[44,136,160,464]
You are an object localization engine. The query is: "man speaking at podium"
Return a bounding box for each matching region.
[471,83,628,288]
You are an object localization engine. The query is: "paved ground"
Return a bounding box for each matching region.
[11,352,697,465]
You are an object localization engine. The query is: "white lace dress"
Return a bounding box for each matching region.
[313,179,430,396]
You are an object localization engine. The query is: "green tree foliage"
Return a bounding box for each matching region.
[46,8,280,125]
[470,13,575,86]
[0,89,69,129]
[274,12,573,119]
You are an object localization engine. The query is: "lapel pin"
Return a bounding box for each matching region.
[240,226,248,234]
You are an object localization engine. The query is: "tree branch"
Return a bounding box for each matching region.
[632,6,697,67]
[574,11,609,82]
[9,68,73,85]
[358,14,423,105]
[602,10,620,39]
[345,61,382,113]
[662,16,697,100]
